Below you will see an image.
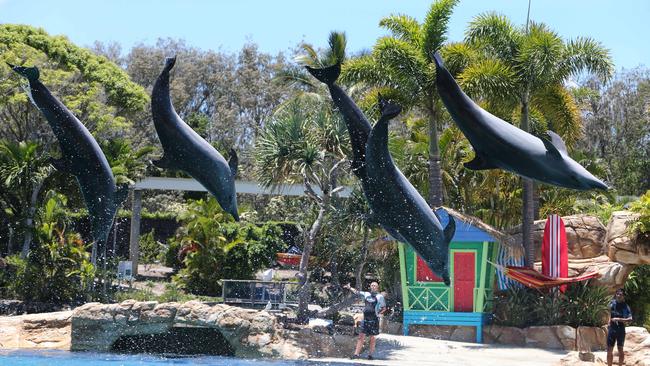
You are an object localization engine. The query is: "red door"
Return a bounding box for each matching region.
[453,252,476,312]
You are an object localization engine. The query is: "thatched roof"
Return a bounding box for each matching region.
[442,206,524,258]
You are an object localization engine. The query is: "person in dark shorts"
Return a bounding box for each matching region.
[344,282,386,360]
[607,288,633,366]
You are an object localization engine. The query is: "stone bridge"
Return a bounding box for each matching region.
[71,300,309,358]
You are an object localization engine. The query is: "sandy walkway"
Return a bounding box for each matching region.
[311,333,566,366]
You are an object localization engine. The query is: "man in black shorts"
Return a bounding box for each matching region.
[607,288,632,366]
[345,282,386,360]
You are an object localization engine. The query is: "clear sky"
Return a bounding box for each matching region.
[1,0,648,70]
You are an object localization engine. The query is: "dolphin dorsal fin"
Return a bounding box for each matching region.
[540,134,563,159]
[228,148,238,178]
[545,130,567,154]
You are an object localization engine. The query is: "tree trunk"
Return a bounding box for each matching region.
[427,103,444,207]
[520,96,535,268]
[297,202,327,322]
[7,226,14,256]
[21,182,43,258]
[532,181,540,221]
[355,228,370,289]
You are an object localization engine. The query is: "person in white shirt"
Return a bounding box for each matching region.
[344,281,386,360]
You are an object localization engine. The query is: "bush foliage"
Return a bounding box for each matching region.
[493,283,610,328]
[168,198,289,296]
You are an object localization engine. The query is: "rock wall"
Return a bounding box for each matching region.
[71,300,307,359]
[607,211,650,265]
[413,324,606,351]
[509,215,607,261]
[508,211,650,292]
[0,311,72,350]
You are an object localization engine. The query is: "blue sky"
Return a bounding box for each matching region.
[1,0,648,70]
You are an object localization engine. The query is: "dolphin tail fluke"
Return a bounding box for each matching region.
[164,56,177,72]
[8,63,40,81]
[378,95,402,120]
[305,63,341,85]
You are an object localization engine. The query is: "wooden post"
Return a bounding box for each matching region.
[129,189,142,276]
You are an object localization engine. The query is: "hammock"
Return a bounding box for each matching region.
[489,261,601,289]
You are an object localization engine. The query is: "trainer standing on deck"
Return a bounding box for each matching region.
[607,288,633,366]
[344,281,386,360]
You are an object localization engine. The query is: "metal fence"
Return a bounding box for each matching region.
[221,279,300,307]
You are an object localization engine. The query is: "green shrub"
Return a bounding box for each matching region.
[170,198,288,296]
[139,229,163,270]
[631,190,650,235]
[493,283,610,328]
[625,265,650,328]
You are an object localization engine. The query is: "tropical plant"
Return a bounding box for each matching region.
[253,93,350,320]
[0,140,53,257]
[170,198,287,296]
[139,229,163,271]
[4,191,95,304]
[463,12,613,266]
[341,0,460,206]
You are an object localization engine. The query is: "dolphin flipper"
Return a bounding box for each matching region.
[464,154,497,171]
[48,157,73,174]
[228,149,238,178]
[153,156,176,170]
[443,214,455,244]
[115,184,129,205]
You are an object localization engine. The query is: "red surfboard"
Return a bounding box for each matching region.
[542,214,569,292]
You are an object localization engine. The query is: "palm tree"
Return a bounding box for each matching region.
[461,13,613,266]
[342,0,459,206]
[0,140,53,257]
[253,97,350,321]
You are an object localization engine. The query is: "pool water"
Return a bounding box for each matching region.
[0,350,349,366]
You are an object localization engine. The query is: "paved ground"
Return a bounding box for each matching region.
[311,333,567,366]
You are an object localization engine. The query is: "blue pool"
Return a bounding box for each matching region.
[0,350,348,366]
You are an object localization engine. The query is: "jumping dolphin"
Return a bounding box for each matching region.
[305,63,371,180]
[151,57,239,221]
[365,98,455,285]
[305,63,410,244]
[433,53,608,190]
[9,64,127,262]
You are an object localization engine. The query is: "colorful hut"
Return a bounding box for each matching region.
[398,207,522,342]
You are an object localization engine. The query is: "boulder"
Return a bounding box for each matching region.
[543,255,635,292]
[526,325,576,350]
[576,326,606,352]
[0,311,72,350]
[483,325,526,346]
[606,211,650,265]
[510,215,607,261]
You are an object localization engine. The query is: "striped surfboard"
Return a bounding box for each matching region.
[542,214,569,292]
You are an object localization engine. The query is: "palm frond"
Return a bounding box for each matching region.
[422,0,459,61]
[458,58,518,101]
[465,12,520,62]
[531,85,582,148]
[379,14,422,46]
[374,37,427,94]
[561,37,613,82]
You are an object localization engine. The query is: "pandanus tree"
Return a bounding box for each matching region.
[253,96,350,321]
[461,13,613,266]
[342,0,460,206]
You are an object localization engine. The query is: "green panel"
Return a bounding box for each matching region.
[398,243,410,309]
[407,286,450,311]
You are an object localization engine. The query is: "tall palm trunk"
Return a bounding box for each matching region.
[520,95,535,267]
[428,102,444,207]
